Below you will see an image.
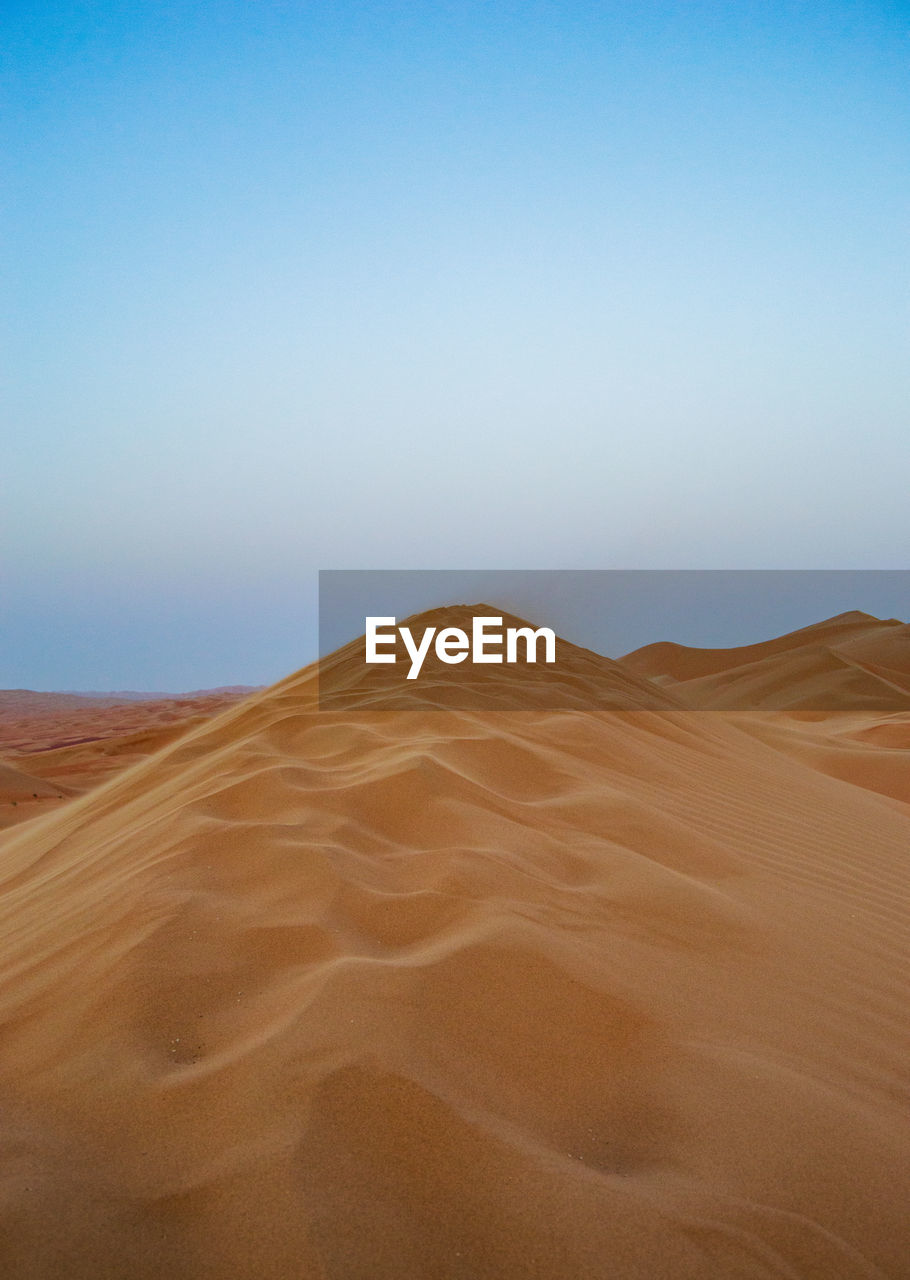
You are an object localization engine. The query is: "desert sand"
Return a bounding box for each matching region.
[621,610,910,710]
[0,688,256,830]
[0,608,908,1277]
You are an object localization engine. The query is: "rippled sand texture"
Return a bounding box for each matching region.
[0,612,908,1278]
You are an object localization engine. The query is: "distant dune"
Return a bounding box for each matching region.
[621,609,910,709]
[0,760,73,805]
[0,610,908,1277]
[54,686,263,702]
[0,686,260,750]
[0,688,258,830]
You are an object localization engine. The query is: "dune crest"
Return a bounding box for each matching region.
[621,611,910,709]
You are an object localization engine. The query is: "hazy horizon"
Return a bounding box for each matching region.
[5,572,909,694]
[4,2,908,689]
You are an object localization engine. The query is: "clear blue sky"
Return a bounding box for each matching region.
[3,1,908,689]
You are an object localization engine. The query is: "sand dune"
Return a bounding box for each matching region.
[731,710,910,807]
[0,609,909,1277]
[0,688,256,828]
[621,611,897,680]
[830,623,910,677]
[0,760,68,803]
[5,719,229,795]
[0,688,256,756]
[621,611,910,710]
[0,762,72,831]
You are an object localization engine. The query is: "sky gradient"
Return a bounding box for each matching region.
[3,1,908,688]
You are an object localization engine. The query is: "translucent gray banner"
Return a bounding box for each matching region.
[318,570,910,712]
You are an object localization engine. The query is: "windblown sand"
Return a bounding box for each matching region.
[0,611,908,1277]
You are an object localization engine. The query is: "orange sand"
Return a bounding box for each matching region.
[0,610,908,1277]
[621,610,910,710]
[0,689,254,830]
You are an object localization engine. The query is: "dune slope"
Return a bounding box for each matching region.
[0,762,72,831]
[0,612,908,1277]
[621,611,910,710]
[0,689,256,829]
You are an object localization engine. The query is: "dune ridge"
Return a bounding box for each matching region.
[621,611,910,710]
[0,610,908,1276]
